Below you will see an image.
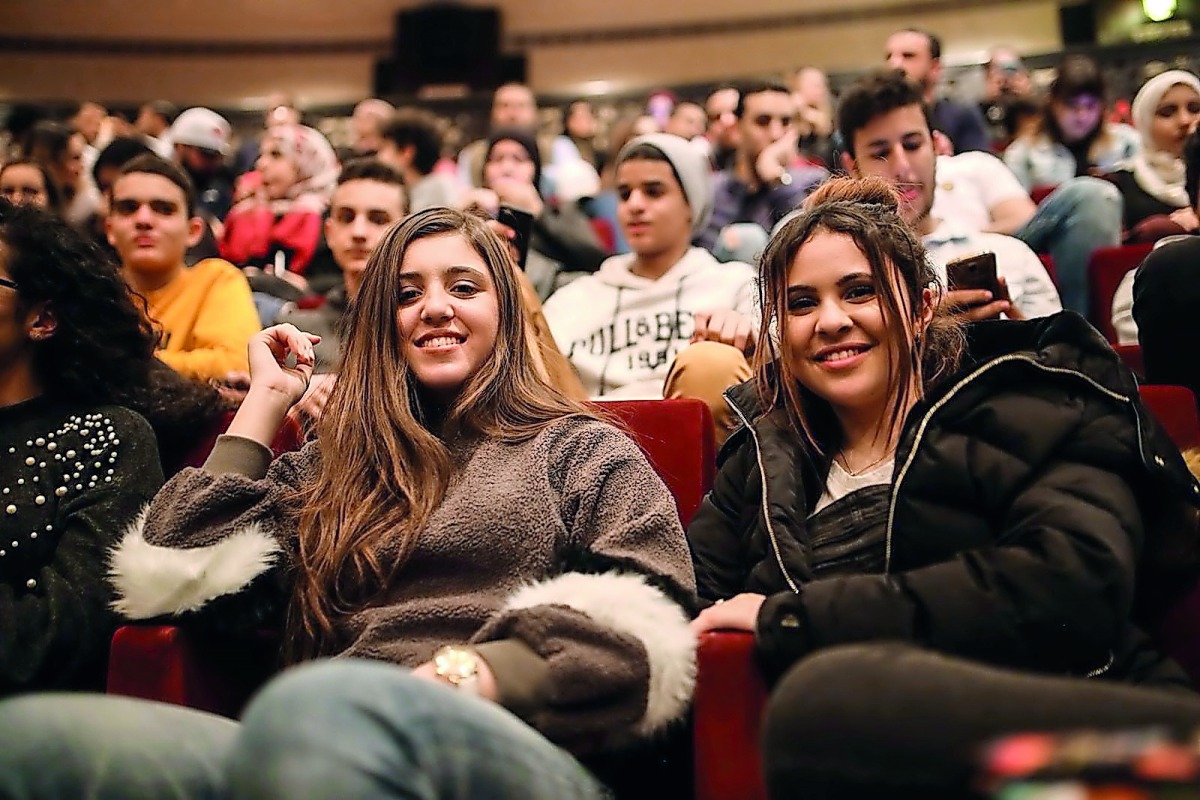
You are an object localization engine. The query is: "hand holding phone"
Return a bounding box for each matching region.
[946,251,1009,298]
[496,204,534,269]
[945,251,1012,320]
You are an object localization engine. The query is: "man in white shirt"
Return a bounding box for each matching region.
[838,69,1061,320]
[929,138,1120,316]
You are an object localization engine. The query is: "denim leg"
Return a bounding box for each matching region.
[0,693,237,800]
[1014,176,1122,315]
[227,659,610,800]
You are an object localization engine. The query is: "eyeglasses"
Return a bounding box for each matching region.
[0,277,17,291]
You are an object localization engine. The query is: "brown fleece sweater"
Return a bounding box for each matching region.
[111,415,696,748]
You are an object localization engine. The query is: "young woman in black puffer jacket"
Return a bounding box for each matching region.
[688,176,1200,799]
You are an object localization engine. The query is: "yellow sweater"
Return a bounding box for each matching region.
[139,258,259,381]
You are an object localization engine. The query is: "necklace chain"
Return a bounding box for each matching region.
[835,447,896,477]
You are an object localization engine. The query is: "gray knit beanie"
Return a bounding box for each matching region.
[615,133,714,235]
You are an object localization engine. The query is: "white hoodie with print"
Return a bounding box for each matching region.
[543,246,756,399]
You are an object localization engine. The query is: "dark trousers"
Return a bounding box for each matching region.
[762,643,1200,799]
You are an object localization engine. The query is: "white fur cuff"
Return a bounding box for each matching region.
[504,571,696,736]
[108,508,281,619]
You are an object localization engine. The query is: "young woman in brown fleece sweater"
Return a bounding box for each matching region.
[0,208,697,800]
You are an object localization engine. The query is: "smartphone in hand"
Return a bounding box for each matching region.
[497,204,534,269]
[946,251,1009,301]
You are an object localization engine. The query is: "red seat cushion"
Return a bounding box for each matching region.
[593,399,714,527]
[1139,385,1200,452]
[693,632,769,800]
[1088,245,1153,343]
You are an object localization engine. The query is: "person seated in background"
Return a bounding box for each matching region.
[1004,53,1140,191]
[108,155,260,382]
[838,69,1061,320]
[919,70,1122,315]
[885,27,990,153]
[0,159,59,214]
[664,101,708,142]
[377,108,460,213]
[979,46,1035,149]
[274,158,406,423]
[1106,70,1200,242]
[458,82,551,189]
[556,98,601,170]
[134,100,178,159]
[21,121,98,228]
[1133,235,1200,400]
[0,208,696,800]
[703,85,741,171]
[1113,129,1200,344]
[349,98,394,157]
[167,107,236,225]
[544,133,757,441]
[0,200,224,695]
[789,66,836,167]
[696,80,827,258]
[221,122,340,281]
[687,176,1200,799]
[464,128,607,300]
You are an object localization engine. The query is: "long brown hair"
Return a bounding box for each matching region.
[753,175,964,458]
[286,207,592,661]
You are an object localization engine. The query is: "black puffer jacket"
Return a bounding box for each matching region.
[688,312,1200,686]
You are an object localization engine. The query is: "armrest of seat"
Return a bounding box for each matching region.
[106,624,278,719]
[693,631,769,800]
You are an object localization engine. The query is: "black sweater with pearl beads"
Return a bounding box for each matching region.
[0,399,162,695]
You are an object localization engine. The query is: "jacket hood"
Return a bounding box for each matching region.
[593,246,730,290]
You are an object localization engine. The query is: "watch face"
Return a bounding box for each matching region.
[434,647,479,685]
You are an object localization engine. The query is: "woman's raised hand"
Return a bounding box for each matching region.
[247,324,321,410]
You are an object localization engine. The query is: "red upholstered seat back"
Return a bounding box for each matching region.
[593,399,715,527]
[1138,384,1200,685]
[175,411,306,475]
[1030,184,1058,205]
[1088,244,1153,343]
[1139,385,1200,452]
[1115,344,1144,379]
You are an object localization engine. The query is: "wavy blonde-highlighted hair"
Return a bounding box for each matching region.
[285,207,592,661]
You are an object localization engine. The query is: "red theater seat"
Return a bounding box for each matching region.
[107,399,715,718]
[1088,245,1153,343]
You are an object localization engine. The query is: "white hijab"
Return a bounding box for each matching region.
[1129,69,1200,207]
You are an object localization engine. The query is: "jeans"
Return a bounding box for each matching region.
[762,643,1200,800]
[0,659,609,800]
[1014,176,1122,316]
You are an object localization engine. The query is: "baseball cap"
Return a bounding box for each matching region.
[168,107,232,155]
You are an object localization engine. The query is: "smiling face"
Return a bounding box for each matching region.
[845,104,936,233]
[1150,83,1200,158]
[396,233,500,401]
[784,230,905,423]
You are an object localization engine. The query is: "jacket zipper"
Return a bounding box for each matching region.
[727,396,801,593]
[885,353,1136,574]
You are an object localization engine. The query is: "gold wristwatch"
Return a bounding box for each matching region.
[432,646,481,694]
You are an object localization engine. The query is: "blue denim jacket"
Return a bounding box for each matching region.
[1003,124,1140,190]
